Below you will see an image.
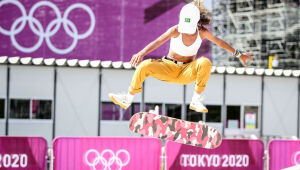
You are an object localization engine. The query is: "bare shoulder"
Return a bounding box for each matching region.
[198,25,209,34]
[198,26,212,39]
[167,25,180,38]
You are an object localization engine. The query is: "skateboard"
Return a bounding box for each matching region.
[129,112,222,149]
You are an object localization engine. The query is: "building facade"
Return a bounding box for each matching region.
[0,58,299,145]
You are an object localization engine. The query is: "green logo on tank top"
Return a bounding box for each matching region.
[185,18,191,23]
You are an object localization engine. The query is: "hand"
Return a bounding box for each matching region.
[239,52,255,67]
[130,53,144,67]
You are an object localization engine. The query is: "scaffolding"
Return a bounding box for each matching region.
[211,0,300,69]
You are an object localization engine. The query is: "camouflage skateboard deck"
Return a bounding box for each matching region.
[129,112,222,149]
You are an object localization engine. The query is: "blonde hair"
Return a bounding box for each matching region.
[193,0,212,25]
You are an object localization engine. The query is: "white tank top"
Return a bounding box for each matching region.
[169,30,202,56]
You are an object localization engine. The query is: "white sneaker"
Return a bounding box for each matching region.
[109,93,132,109]
[189,94,208,113]
[198,121,205,125]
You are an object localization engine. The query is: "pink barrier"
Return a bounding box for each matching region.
[53,137,161,170]
[268,140,300,170]
[0,136,47,170]
[166,139,264,170]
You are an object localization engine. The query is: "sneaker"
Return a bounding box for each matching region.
[189,94,208,113]
[109,93,132,109]
[198,121,205,125]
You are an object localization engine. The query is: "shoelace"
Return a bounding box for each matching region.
[117,93,128,100]
[116,93,132,104]
[194,94,206,103]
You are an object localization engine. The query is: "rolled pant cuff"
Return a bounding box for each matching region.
[195,86,205,93]
[129,87,143,94]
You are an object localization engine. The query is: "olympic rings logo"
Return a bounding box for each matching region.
[293,151,300,165]
[0,0,95,54]
[85,149,130,170]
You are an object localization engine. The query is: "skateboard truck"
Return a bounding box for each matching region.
[149,105,160,115]
[198,121,205,125]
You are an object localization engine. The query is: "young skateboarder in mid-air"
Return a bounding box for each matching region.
[109,1,254,113]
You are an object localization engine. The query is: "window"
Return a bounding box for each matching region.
[206,105,221,122]
[123,103,140,120]
[226,105,241,128]
[9,99,52,120]
[102,102,120,120]
[0,99,4,119]
[166,104,181,119]
[244,106,259,129]
[32,100,52,119]
[102,102,140,121]
[187,105,202,122]
[187,105,221,123]
[10,99,30,119]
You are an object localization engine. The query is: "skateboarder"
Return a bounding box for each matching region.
[109,1,254,113]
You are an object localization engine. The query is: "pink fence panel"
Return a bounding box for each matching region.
[0,136,47,170]
[166,139,264,170]
[53,137,161,170]
[269,140,300,170]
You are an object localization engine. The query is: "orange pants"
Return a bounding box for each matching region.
[129,57,212,94]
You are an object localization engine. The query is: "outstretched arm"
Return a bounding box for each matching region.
[131,26,177,67]
[201,27,254,66]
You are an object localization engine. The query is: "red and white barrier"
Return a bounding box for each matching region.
[268,140,300,170]
[0,136,47,170]
[53,137,162,170]
[165,139,264,170]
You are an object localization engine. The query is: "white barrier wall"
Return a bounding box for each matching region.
[0,65,298,139]
[55,68,99,136]
[186,75,224,133]
[0,65,7,135]
[8,121,52,145]
[101,69,141,102]
[9,66,54,99]
[145,77,183,103]
[8,66,53,145]
[0,65,7,98]
[226,75,262,105]
[263,77,298,136]
[186,74,224,104]
[100,120,139,137]
[225,75,262,136]
[100,69,140,137]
